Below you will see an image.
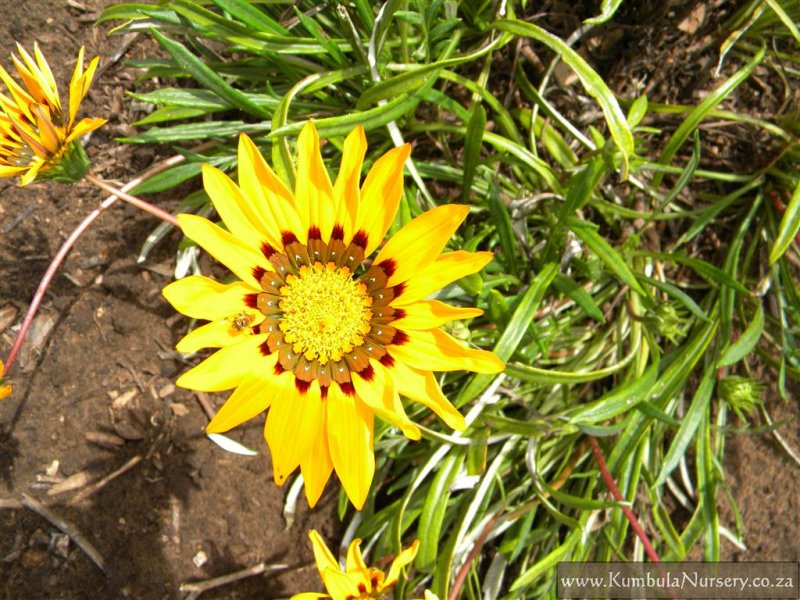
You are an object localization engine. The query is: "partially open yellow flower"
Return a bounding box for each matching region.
[292,530,436,600]
[0,43,106,185]
[0,359,12,400]
[162,122,504,509]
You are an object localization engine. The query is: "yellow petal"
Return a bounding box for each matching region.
[352,361,420,440]
[206,367,279,433]
[177,213,269,288]
[353,143,411,255]
[32,44,60,111]
[327,385,374,510]
[175,315,263,353]
[32,105,60,153]
[321,568,361,600]
[387,359,466,431]
[332,126,366,240]
[295,121,335,241]
[203,164,271,249]
[384,539,419,589]
[176,333,268,391]
[309,530,340,576]
[392,300,483,330]
[19,159,45,186]
[290,594,329,600]
[300,406,333,507]
[162,276,257,320]
[374,204,470,286]
[265,379,325,485]
[393,251,494,306]
[237,133,304,245]
[345,538,369,575]
[64,117,106,143]
[388,328,504,374]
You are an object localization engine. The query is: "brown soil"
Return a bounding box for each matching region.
[0,1,798,599]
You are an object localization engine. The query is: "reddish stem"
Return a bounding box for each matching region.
[4,155,189,373]
[588,436,660,563]
[85,174,179,227]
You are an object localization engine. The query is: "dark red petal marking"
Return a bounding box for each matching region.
[360,363,375,382]
[393,282,406,298]
[331,224,344,240]
[377,258,397,278]
[260,242,276,260]
[295,378,311,395]
[352,230,368,249]
[320,385,329,400]
[252,266,267,282]
[307,226,322,240]
[259,341,272,356]
[281,231,298,246]
[244,293,259,308]
[339,381,356,397]
[379,354,395,368]
[394,308,407,320]
[391,330,409,346]
[274,362,286,375]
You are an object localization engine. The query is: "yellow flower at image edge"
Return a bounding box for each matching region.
[0,43,106,185]
[292,530,438,600]
[0,359,11,400]
[162,122,504,509]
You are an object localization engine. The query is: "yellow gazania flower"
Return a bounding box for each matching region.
[0,359,11,400]
[0,43,106,186]
[162,122,504,509]
[292,530,437,600]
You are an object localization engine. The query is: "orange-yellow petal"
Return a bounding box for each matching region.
[321,568,361,600]
[177,213,269,288]
[308,530,340,577]
[374,204,470,286]
[393,251,494,306]
[387,359,466,431]
[265,379,325,485]
[353,143,411,255]
[206,368,279,433]
[162,276,257,321]
[295,121,335,241]
[384,539,419,589]
[175,314,264,353]
[327,385,374,510]
[332,125,366,240]
[352,361,420,440]
[300,408,333,507]
[392,300,483,330]
[203,164,270,250]
[176,333,269,391]
[237,133,301,249]
[388,328,504,374]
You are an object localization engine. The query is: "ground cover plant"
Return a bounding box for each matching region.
[1,0,799,598]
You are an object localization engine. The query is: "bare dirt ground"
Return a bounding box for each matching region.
[0,1,798,599]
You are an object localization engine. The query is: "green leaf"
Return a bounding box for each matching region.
[552,274,605,322]
[462,104,486,202]
[493,19,634,178]
[654,366,716,486]
[569,363,658,424]
[568,218,648,298]
[487,185,518,277]
[770,177,800,264]
[458,263,560,403]
[584,0,624,25]
[416,452,463,572]
[211,0,289,35]
[717,301,764,367]
[149,28,270,119]
[634,251,749,294]
[120,121,271,144]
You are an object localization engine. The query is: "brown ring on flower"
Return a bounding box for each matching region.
[249,227,408,397]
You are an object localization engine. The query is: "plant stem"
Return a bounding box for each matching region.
[84,173,179,227]
[4,155,188,373]
[588,436,661,563]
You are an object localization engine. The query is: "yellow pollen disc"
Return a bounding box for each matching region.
[278,261,372,364]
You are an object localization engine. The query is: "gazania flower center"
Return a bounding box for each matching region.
[278,261,372,364]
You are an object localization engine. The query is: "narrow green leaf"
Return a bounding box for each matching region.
[717,301,764,367]
[120,120,271,144]
[487,185,518,277]
[569,363,658,423]
[416,453,463,572]
[584,0,624,25]
[568,218,648,297]
[637,275,710,323]
[765,0,800,44]
[552,274,604,322]
[149,28,269,118]
[462,104,486,202]
[634,251,749,294]
[654,366,716,486]
[770,176,800,264]
[493,19,634,178]
[212,0,289,35]
[458,263,559,403]
[510,532,578,591]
